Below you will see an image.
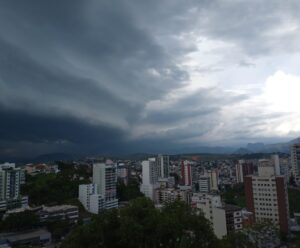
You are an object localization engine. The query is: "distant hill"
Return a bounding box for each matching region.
[32,153,75,163]
[235,137,300,154]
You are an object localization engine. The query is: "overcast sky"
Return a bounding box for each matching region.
[1,0,300,158]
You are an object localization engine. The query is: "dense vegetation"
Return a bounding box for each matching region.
[221,184,246,208]
[0,211,39,232]
[21,162,90,206]
[117,178,143,201]
[62,197,221,248]
[288,188,300,216]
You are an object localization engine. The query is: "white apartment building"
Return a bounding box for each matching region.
[140,158,159,200]
[157,154,169,179]
[0,163,27,211]
[155,187,191,205]
[191,193,243,239]
[198,176,210,193]
[79,162,118,214]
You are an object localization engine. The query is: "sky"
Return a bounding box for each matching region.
[1,0,300,158]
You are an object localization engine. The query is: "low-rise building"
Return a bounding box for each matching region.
[0,229,51,247]
[155,187,191,205]
[38,205,79,223]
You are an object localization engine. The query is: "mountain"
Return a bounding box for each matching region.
[235,137,300,154]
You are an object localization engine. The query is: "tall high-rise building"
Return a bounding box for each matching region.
[235,160,254,183]
[207,170,218,191]
[93,162,117,202]
[140,158,159,200]
[291,143,300,176]
[157,154,169,179]
[245,159,289,234]
[79,161,118,213]
[271,154,280,176]
[0,163,28,211]
[181,160,192,186]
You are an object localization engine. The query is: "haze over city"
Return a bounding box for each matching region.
[1,0,300,158]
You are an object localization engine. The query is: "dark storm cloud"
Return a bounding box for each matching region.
[1,0,299,158]
[0,0,191,156]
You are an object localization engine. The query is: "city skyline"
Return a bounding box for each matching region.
[1,1,300,158]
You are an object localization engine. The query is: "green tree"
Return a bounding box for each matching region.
[62,197,219,248]
[117,178,143,201]
[0,211,39,232]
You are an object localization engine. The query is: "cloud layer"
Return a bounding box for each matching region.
[1,0,300,158]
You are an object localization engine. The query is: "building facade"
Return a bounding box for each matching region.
[79,162,118,214]
[235,160,254,183]
[0,163,27,211]
[291,143,300,177]
[157,154,169,179]
[140,158,159,200]
[245,159,289,234]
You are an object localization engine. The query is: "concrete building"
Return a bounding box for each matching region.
[235,160,254,183]
[0,163,27,211]
[38,205,79,223]
[191,193,243,239]
[117,163,128,185]
[198,176,211,193]
[245,159,289,234]
[191,193,226,238]
[155,187,191,205]
[181,160,192,186]
[0,229,51,247]
[207,170,218,191]
[157,155,169,179]
[79,162,118,214]
[291,143,300,177]
[140,158,159,200]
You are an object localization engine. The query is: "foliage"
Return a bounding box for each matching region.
[221,184,246,208]
[46,220,72,241]
[117,178,143,201]
[0,211,39,232]
[288,187,300,216]
[220,231,253,248]
[21,163,89,206]
[62,197,219,248]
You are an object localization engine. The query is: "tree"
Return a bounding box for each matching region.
[62,197,219,248]
[0,211,39,232]
[117,178,143,201]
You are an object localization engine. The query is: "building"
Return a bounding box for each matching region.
[291,143,300,177]
[140,158,159,200]
[244,159,289,234]
[155,188,191,205]
[181,160,192,186]
[78,162,118,214]
[0,163,27,211]
[79,184,97,211]
[191,193,243,239]
[207,170,218,191]
[271,154,281,176]
[198,176,211,193]
[191,193,226,238]
[0,229,51,247]
[157,154,169,179]
[116,163,128,185]
[224,204,243,233]
[235,160,254,183]
[93,162,118,204]
[38,205,79,223]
